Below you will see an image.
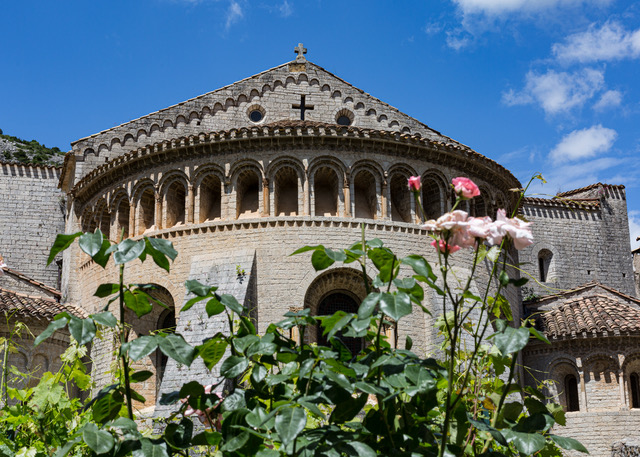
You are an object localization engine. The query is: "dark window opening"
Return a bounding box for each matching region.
[565,374,580,412]
[249,110,263,122]
[631,373,640,408]
[317,293,362,355]
[337,115,351,126]
[157,310,176,394]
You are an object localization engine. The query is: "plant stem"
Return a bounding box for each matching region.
[119,263,134,420]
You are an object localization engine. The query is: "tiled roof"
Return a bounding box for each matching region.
[522,196,600,210]
[1,266,62,298]
[530,283,640,339]
[0,287,86,320]
[556,183,625,197]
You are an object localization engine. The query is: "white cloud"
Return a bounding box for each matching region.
[549,124,617,164]
[279,0,292,17]
[502,68,604,115]
[446,31,472,50]
[593,89,622,111]
[629,211,640,251]
[452,0,610,17]
[553,21,640,64]
[225,1,243,29]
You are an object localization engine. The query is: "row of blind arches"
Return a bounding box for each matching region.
[81,163,507,239]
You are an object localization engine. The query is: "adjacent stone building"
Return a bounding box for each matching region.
[0,46,637,455]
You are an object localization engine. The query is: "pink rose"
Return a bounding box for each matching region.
[408,176,421,192]
[431,239,460,254]
[181,384,223,430]
[452,177,480,199]
[489,209,533,250]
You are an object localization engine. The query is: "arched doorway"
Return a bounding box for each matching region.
[316,292,363,355]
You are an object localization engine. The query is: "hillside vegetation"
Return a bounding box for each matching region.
[0,128,65,166]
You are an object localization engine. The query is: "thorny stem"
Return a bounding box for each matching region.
[119,263,134,420]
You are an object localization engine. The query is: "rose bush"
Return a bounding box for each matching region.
[24,174,586,456]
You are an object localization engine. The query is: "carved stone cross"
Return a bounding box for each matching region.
[294,43,307,62]
[292,95,314,120]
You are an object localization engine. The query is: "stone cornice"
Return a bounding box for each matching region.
[70,121,521,205]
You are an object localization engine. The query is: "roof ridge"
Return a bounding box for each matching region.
[556,182,625,197]
[1,266,62,297]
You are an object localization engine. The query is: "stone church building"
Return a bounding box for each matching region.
[0,46,638,456]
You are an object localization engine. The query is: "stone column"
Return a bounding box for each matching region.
[381,179,388,220]
[129,203,135,238]
[223,179,232,220]
[577,359,588,412]
[187,184,195,224]
[619,370,627,409]
[304,172,311,216]
[155,191,162,230]
[343,175,351,217]
[262,178,270,217]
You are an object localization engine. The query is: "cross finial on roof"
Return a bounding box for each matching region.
[294,43,307,62]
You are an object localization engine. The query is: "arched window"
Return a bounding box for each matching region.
[198,175,222,223]
[317,292,362,355]
[116,198,130,239]
[471,194,487,217]
[164,180,186,227]
[314,167,338,216]
[565,374,580,412]
[631,373,640,408]
[353,170,377,219]
[390,173,411,222]
[274,167,298,216]
[538,249,553,282]
[137,187,156,235]
[157,309,176,395]
[95,202,110,239]
[236,169,260,219]
[421,177,442,220]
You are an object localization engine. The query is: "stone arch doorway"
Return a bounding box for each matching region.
[303,268,369,352]
[316,291,362,354]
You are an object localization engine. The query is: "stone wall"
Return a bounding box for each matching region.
[520,186,635,298]
[559,411,640,457]
[0,162,65,293]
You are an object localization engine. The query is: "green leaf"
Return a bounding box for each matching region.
[126,335,159,361]
[493,322,530,356]
[345,442,376,457]
[82,423,115,454]
[529,326,550,344]
[92,390,124,423]
[79,230,104,257]
[113,238,145,264]
[275,407,306,447]
[68,317,96,346]
[91,311,117,328]
[158,334,196,366]
[358,292,380,319]
[165,418,193,449]
[197,338,228,370]
[290,245,321,255]
[486,245,501,262]
[130,370,154,383]
[205,297,225,317]
[146,237,177,265]
[34,317,68,346]
[191,431,222,447]
[549,434,588,453]
[132,439,170,457]
[124,289,152,318]
[499,270,510,287]
[401,254,436,281]
[311,249,335,271]
[220,294,243,314]
[405,335,413,350]
[185,279,212,297]
[379,291,412,321]
[181,295,207,312]
[53,436,82,457]
[47,232,81,265]
[368,247,397,282]
[330,393,368,423]
[221,356,249,378]
[501,430,546,455]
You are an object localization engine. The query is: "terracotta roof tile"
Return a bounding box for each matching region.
[1,266,62,298]
[556,183,625,197]
[0,287,86,320]
[530,283,640,339]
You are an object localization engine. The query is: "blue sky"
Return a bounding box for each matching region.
[1,0,638,249]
